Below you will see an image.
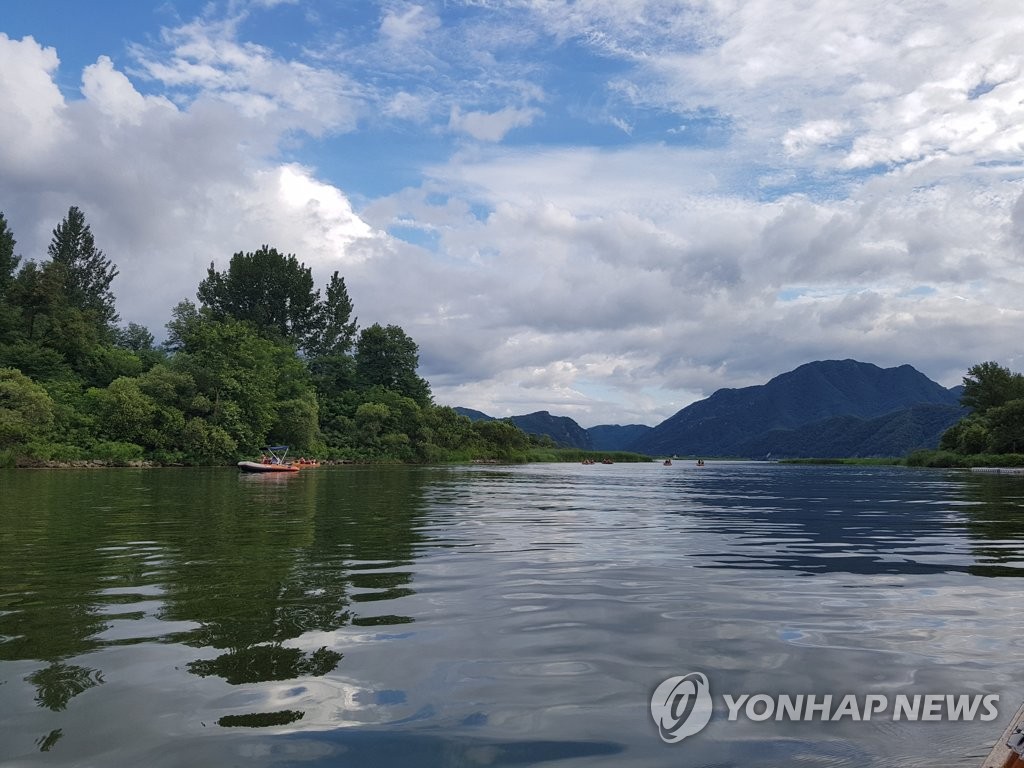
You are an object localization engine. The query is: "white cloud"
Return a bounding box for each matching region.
[783,119,848,156]
[0,34,66,165]
[380,4,442,46]
[131,18,364,135]
[448,104,541,142]
[82,55,176,126]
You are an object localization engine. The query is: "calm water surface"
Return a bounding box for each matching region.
[1,462,1023,767]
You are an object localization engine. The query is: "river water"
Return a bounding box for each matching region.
[1,462,1022,767]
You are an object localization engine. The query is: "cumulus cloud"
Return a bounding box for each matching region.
[0,33,66,165]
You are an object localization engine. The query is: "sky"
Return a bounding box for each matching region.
[2,0,1023,427]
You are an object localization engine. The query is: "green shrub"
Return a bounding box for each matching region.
[24,441,88,462]
[91,441,144,464]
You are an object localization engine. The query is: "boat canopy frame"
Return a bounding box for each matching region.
[264,446,290,463]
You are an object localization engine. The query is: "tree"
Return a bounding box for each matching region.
[6,258,104,375]
[114,322,156,353]
[471,419,530,457]
[113,321,164,371]
[986,399,1024,454]
[0,211,19,297]
[961,362,1024,415]
[47,206,119,331]
[197,246,320,349]
[354,324,431,405]
[167,307,320,453]
[87,377,157,445]
[0,367,54,449]
[0,212,22,344]
[306,272,359,397]
[308,271,358,357]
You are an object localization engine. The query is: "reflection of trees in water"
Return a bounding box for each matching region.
[187,644,342,685]
[166,468,427,655]
[959,474,1024,576]
[218,710,304,728]
[1,467,437,737]
[35,728,63,752]
[25,662,104,711]
[163,467,434,726]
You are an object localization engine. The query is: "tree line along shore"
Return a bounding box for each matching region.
[0,206,655,468]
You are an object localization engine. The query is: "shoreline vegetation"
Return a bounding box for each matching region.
[1,206,612,470]
[12,448,653,469]
[2,208,1021,471]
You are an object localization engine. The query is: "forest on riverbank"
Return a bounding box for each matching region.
[906,361,1024,467]
[0,207,642,467]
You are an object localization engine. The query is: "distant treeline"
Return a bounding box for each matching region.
[0,206,605,466]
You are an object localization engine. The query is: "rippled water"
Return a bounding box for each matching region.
[1,462,1023,767]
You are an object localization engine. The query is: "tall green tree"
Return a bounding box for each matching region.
[354,323,431,406]
[960,361,1024,415]
[0,212,18,298]
[0,212,21,344]
[197,246,320,350]
[306,271,359,397]
[47,206,119,331]
[308,271,358,357]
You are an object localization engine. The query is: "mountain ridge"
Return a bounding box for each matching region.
[455,360,964,457]
[628,359,961,456]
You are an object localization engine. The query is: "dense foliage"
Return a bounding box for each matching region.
[907,361,1024,467]
[0,208,557,466]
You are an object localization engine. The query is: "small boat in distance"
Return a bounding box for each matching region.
[238,445,301,473]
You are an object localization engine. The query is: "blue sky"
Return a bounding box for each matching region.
[2,0,1024,426]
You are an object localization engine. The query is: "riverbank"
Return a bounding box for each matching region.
[8,449,651,469]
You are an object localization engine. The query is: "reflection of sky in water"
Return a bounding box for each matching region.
[1,463,1023,767]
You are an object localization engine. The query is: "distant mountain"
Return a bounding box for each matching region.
[453,407,494,422]
[509,411,594,449]
[452,408,650,450]
[588,424,652,451]
[733,404,966,459]
[629,360,962,457]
